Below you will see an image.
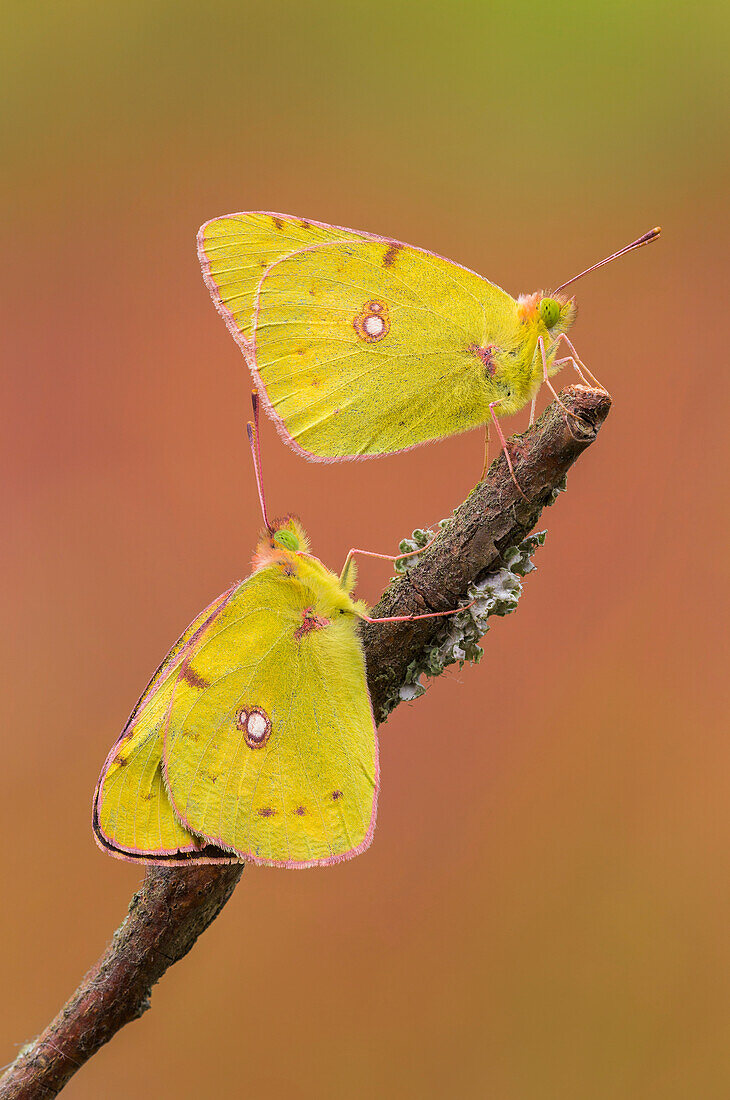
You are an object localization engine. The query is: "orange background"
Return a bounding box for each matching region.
[2,4,729,1097]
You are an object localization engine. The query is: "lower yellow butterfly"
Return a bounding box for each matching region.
[93,399,467,868]
[198,211,660,481]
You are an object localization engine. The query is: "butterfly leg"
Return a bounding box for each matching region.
[552,356,591,385]
[529,393,538,426]
[538,337,585,440]
[489,401,527,501]
[361,596,478,625]
[550,334,608,393]
[340,536,441,586]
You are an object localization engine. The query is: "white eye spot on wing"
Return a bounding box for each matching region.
[363,314,385,337]
[247,712,267,741]
[353,298,390,343]
[236,706,272,749]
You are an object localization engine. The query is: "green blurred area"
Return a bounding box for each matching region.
[3,0,728,203]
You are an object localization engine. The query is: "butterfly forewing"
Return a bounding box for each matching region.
[163,568,378,867]
[93,584,240,863]
[252,240,516,459]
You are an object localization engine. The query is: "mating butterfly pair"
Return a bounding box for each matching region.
[93,213,659,866]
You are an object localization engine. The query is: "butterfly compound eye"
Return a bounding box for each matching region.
[273,529,299,552]
[539,297,560,328]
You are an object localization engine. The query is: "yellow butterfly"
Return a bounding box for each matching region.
[93,403,464,868]
[198,212,660,472]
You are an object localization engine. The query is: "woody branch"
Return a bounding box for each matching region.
[0,384,611,1099]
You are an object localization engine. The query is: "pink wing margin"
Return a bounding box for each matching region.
[92,582,243,865]
[197,210,505,464]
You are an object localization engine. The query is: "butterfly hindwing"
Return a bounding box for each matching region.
[252,239,516,459]
[162,566,378,867]
[93,584,241,864]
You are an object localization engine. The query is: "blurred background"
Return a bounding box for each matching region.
[2,2,729,1097]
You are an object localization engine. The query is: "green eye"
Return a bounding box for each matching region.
[273,529,299,552]
[539,297,560,328]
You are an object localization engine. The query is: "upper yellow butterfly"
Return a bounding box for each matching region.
[198,212,660,462]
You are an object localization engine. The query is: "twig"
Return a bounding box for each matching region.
[0,384,610,1098]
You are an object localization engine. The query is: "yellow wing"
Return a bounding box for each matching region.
[251,239,518,459]
[197,211,364,350]
[92,584,241,864]
[163,565,378,868]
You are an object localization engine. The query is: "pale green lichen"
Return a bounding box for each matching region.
[547,473,568,505]
[387,524,546,712]
[394,518,454,574]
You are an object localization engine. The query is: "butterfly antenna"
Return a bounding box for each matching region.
[247,392,272,533]
[554,226,661,295]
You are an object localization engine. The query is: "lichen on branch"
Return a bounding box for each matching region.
[391,528,546,711]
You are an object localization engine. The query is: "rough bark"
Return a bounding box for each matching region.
[363,384,611,719]
[0,384,610,1098]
